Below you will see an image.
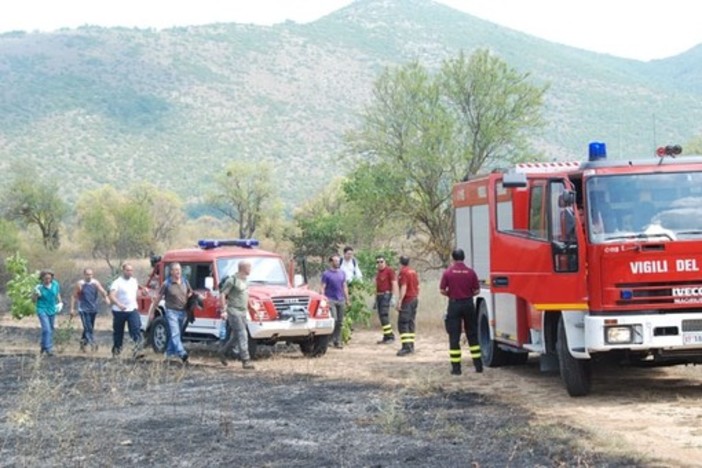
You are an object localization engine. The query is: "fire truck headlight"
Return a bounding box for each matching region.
[605,326,633,344]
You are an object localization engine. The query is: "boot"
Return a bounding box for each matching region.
[396,344,413,356]
[376,335,395,345]
[451,363,462,375]
[242,360,255,370]
[473,359,483,373]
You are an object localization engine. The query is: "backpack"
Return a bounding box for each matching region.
[218,275,230,292]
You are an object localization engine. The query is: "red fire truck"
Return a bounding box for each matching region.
[453,143,702,396]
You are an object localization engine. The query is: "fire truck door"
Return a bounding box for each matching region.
[490,177,587,310]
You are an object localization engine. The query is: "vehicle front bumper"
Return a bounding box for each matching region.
[584,312,702,353]
[247,317,335,340]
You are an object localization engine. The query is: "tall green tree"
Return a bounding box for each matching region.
[1,168,68,250]
[207,161,279,239]
[75,185,152,273]
[131,182,184,248]
[346,50,547,267]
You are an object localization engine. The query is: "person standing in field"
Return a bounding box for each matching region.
[439,249,482,375]
[149,262,193,363]
[70,268,109,352]
[109,263,148,358]
[374,255,398,344]
[219,260,255,369]
[339,246,363,283]
[32,270,62,357]
[321,254,349,349]
[395,255,419,356]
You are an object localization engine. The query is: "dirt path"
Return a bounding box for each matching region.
[3,313,702,466]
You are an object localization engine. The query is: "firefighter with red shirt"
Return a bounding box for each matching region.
[374,255,399,344]
[439,248,482,375]
[396,255,419,356]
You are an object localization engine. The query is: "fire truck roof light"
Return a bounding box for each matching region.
[198,239,260,249]
[588,142,607,162]
[656,144,682,157]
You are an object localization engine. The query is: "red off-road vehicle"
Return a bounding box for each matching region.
[137,239,334,358]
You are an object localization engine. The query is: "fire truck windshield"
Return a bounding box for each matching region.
[586,171,702,243]
[216,256,289,285]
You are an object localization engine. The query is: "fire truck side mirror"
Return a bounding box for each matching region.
[502,172,527,188]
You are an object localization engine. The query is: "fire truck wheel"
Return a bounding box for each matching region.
[149,316,168,354]
[477,301,507,367]
[299,334,330,357]
[557,315,591,397]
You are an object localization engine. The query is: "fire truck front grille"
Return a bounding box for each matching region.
[615,281,702,307]
[272,296,310,314]
[682,319,702,332]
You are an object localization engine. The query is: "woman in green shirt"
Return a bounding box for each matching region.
[33,270,62,356]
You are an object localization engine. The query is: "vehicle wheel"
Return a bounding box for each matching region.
[557,315,591,397]
[299,334,330,358]
[477,301,507,367]
[149,316,168,354]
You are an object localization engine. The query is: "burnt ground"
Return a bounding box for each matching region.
[0,325,641,468]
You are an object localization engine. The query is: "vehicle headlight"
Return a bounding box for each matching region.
[319,299,328,309]
[605,326,633,344]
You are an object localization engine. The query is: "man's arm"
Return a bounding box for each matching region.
[343,281,350,305]
[396,283,407,310]
[439,272,449,297]
[95,281,110,303]
[109,287,126,311]
[69,283,80,316]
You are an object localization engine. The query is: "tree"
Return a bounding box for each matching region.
[131,182,185,248]
[1,168,68,250]
[685,134,702,154]
[440,49,548,179]
[75,185,152,273]
[207,161,278,239]
[345,50,547,267]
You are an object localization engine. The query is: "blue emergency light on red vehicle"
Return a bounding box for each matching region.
[588,141,607,162]
[198,239,260,249]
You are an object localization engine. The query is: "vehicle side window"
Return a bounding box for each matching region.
[169,262,213,290]
[529,184,546,240]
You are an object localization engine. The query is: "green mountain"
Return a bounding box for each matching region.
[1,0,701,211]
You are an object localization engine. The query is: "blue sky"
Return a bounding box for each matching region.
[2,0,700,61]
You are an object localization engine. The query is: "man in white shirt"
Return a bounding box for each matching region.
[109,263,147,358]
[339,246,363,284]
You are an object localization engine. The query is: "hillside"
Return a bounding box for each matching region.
[1,0,701,211]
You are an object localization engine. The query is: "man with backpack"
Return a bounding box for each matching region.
[70,268,109,352]
[339,246,363,283]
[149,262,193,363]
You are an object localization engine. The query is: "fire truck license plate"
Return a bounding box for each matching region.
[682,332,702,345]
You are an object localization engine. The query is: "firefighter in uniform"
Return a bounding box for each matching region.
[396,255,419,356]
[374,255,399,344]
[439,248,482,375]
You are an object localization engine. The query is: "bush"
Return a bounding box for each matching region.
[5,252,38,320]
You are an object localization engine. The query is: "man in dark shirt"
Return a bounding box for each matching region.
[439,248,482,375]
[396,255,419,356]
[149,262,193,363]
[375,255,398,344]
